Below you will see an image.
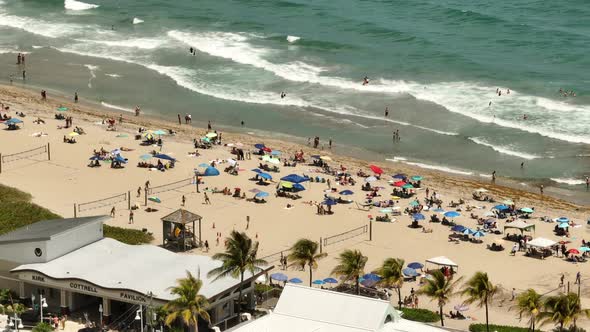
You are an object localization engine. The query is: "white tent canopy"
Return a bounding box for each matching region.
[426,256,458,267]
[527,237,557,248]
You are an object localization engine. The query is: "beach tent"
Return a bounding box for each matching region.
[154,153,176,161]
[426,256,458,268]
[203,166,220,176]
[280,174,309,184]
[527,237,557,249]
[503,220,535,234]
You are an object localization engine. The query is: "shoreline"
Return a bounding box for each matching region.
[1,83,587,213]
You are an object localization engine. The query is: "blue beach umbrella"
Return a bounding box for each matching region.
[89,156,101,161]
[363,273,382,282]
[203,166,220,176]
[408,200,420,207]
[288,278,302,284]
[472,231,486,238]
[270,273,288,282]
[520,207,534,213]
[152,129,167,136]
[558,222,569,229]
[154,153,175,161]
[493,205,509,211]
[412,213,425,221]
[198,163,210,167]
[254,143,265,150]
[579,247,590,253]
[323,199,338,206]
[312,280,325,285]
[258,172,272,180]
[140,154,153,160]
[392,173,407,179]
[292,183,305,192]
[114,155,127,163]
[5,118,23,125]
[557,217,570,223]
[463,228,475,235]
[255,191,269,198]
[339,190,354,195]
[451,225,466,232]
[323,278,338,284]
[148,196,161,203]
[251,168,262,173]
[270,150,281,156]
[280,174,309,183]
[402,268,419,277]
[444,211,461,218]
[433,208,445,213]
[407,262,424,269]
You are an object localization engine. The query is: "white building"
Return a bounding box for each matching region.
[0,216,269,328]
[228,284,445,332]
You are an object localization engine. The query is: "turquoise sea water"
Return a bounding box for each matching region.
[0,0,589,197]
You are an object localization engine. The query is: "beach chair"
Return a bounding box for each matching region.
[355,201,372,211]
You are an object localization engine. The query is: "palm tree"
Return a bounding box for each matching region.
[374,258,405,309]
[512,289,542,331]
[208,231,267,316]
[331,249,367,295]
[417,270,462,327]
[460,272,498,332]
[539,293,590,331]
[164,271,210,332]
[288,239,328,287]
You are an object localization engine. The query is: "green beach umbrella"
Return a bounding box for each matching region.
[411,176,423,181]
[408,200,419,207]
[57,106,68,112]
[402,183,414,189]
[280,181,294,188]
[148,196,161,203]
[116,134,128,138]
[521,207,534,213]
[152,129,167,136]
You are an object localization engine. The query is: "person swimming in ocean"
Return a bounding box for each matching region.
[280,91,286,99]
[362,76,370,86]
[489,101,492,107]
[523,114,528,120]
[189,47,194,54]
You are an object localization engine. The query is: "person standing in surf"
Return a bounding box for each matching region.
[385,107,389,117]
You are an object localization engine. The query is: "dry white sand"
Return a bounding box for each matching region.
[1,85,589,330]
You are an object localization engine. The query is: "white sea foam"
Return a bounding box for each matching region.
[65,0,99,11]
[105,73,121,78]
[83,64,98,88]
[386,158,474,176]
[32,45,43,49]
[0,11,88,38]
[77,37,166,50]
[286,35,300,43]
[101,102,132,112]
[550,178,585,186]
[133,18,144,25]
[385,156,408,162]
[468,137,541,160]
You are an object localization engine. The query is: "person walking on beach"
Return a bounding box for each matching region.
[540,184,544,195]
[145,180,150,190]
[137,186,141,197]
[177,114,181,125]
[17,53,21,65]
[491,171,496,183]
[135,106,141,116]
[181,195,186,207]
[204,192,211,204]
[128,210,134,224]
[559,273,565,287]
[511,288,516,301]
[110,206,115,218]
[329,138,332,149]
[119,114,123,124]
[207,121,212,130]
[246,216,250,230]
[575,271,581,284]
[74,92,78,103]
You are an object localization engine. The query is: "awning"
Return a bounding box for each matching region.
[527,237,557,249]
[426,256,458,268]
[503,221,535,233]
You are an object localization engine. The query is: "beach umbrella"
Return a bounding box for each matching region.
[451,225,466,232]
[493,204,509,211]
[251,168,262,173]
[363,273,382,282]
[270,273,288,282]
[148,196,161,203]
[556,217,569,223]
[433,208,445,213]
[454,304,469,312]
[370,165,383,175]
[411,175,423,181]
[312,279,325,285]
[393,181,406,187]
[258,172,272,180]
[114,155,127,163]
[56,106,68,112]
[311,155,320,159]
[254,143,265,150]
[281,174,309,183]
[579,247,590,253]
[201,137,211,143]
[407,262,424,269]
[463,228,475,235]
[89,156,101,161]
[270,150,281,156]
[484,218,496,225]
[262,147,272,152]
[402,183,414,189]
[139,154,153,160]
[568,248,580,255]
[365,176,378,183]
[293,183,305,191]
[444,211,461,218]
[322,199,337,206]
[472,231,486,238]
[111,148,121,155]
[392,173,407,179]
[339,190,354,195]
[205,132,217,138]
[280,181,294,189]
[558,223,569,229]
[412,213,425,221]
[408,200,420,207]
[248,188,261,193]
[483,211,495,217]
[361,279,378,287]
[227,158,237,167]
[5,118,23,124]
[323,278,338,284]
[154,153,176,161]
[152,129,167,136]
[288,278,302,284]
[203,166,220,176]
[255,191,269,198]
[68,132,79,137]
[402,268,419,277]
[521,207,534,213]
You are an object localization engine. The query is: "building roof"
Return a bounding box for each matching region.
[12,238,259,301]
[161,209,202,224]
[228,284,444,332]
[0,216,107,244]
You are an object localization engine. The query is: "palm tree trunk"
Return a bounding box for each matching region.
[397,288,402,310]
[309,263,313,287]
[237,271,244,316]
[531,319,534,332]
[355,277,360,295]
[485,301,489,332]
[439,305,444,327]
[194,320,199,332]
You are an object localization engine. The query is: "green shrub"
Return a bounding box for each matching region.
[0,184,61,236]
[254,283,275,295]
[103,225,153,245]
[32,322,53,332]
[400,308,439,323]
[469,323,540,332]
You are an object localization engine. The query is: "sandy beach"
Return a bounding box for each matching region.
[0,84,589,330]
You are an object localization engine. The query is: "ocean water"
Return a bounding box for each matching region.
[0,0,589,195]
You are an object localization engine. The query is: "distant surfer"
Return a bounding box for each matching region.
[385,107,389,117]
[489,101,492,107]
[362,76,370,86]
[507,88,510,94]
[520,162,524,169]
[189,47,194,54]
[523,114,528,120]
[280,91,286,99]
